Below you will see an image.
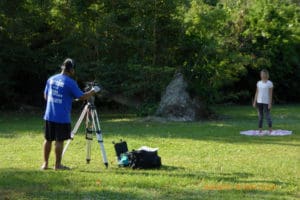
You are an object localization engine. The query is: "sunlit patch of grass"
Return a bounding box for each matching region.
[105,118,137,123]
[209,123,233,127]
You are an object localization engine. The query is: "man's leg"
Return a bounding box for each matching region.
[41,140,52,170]
[54,141,64,169]
[54,123,71,170]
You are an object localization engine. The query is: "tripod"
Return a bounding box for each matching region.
[62,96,108,168]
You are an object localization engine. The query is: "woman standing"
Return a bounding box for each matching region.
[253,69,274,134]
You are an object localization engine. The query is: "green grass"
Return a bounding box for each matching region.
[0,105,299,200]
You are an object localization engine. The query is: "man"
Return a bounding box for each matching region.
[41,58,100,170]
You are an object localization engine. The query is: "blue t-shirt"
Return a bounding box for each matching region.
[43,74,84,123]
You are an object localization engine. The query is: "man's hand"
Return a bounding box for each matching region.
[253,102,256,108]
[268,103,272,110]
[92,86,101,93]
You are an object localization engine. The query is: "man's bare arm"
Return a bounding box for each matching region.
[79,90,96,101]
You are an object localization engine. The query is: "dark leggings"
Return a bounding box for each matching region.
[257,103,272,128]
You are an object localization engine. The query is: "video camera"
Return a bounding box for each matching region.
[84,81,101,93]
[83,81,102,104]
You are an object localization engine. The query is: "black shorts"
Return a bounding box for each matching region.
[45,120,71,141]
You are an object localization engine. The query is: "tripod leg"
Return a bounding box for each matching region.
[91,109,108,168]
[85,109,93,164]
[62,104,89,157]
[86,128,93,164]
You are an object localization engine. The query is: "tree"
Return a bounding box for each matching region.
[0,0,299,110]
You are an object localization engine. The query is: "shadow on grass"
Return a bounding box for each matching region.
[0,168,140,200]
[109,167,288,187]
[75,165,290,191]
[0,168,295,200]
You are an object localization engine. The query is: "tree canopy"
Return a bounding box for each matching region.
[0,0,299,111]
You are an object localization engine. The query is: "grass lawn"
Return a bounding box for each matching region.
[0,105,299,200]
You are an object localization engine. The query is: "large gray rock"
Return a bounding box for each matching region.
[155,73,201,121]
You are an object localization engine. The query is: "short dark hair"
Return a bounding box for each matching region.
[61,58,75,72]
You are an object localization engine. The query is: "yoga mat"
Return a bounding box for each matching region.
[240,130,292,136]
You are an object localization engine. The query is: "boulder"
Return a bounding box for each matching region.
[155,73,202,121]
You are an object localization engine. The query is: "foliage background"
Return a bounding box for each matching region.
[0,0,299,110]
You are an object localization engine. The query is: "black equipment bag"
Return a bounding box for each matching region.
[113,139,162,169]
[113,140,128,160]
[127,150,162,169]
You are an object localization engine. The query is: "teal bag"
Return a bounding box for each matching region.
[118,153,129,167]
